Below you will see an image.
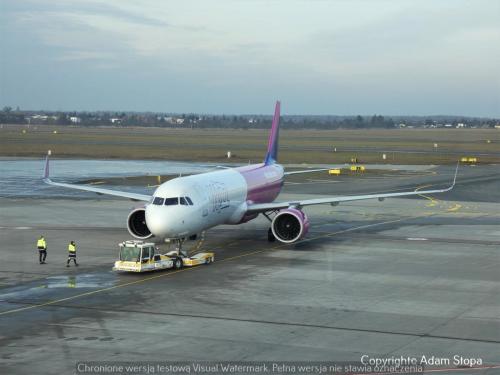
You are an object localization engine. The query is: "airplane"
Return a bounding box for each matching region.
[43,101,457,252]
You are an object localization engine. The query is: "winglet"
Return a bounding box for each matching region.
[451,161,459,188]
[443,161,459,191]
[43,150,51,180]
[264,101,280,165]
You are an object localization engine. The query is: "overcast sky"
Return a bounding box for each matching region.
[0,0,499,116]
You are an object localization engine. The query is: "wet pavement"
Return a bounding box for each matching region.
[0,158,212,198]
[0,163,499,374]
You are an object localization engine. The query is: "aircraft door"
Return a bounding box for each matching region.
[141,246,153,263]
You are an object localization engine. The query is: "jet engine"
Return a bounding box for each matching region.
[127,208,153,239]
[271,208,309,243]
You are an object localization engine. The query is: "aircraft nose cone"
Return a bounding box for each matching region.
[145,205,165,237]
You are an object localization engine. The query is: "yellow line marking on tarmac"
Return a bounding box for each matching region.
[0,212,437,317]
[415,184,439,207]
[293,212,436,246]
[447,203,462,212]
[421,194,438,207]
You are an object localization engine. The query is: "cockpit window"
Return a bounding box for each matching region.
[153,197,164,205]
[160,197,191,206]
[164,197,179,206]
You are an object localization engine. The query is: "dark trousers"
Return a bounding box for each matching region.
[67,253,77,265]
[39,250,47,263]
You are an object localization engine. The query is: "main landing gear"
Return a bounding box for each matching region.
[263,211,278,242]
[267,228,276,242]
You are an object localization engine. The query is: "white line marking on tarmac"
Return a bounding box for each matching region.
[407,237,428,241]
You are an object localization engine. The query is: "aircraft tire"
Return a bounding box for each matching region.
[267,228,276,242]
[174,257,183,269]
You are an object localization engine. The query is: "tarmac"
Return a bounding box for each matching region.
[0,164,499,374]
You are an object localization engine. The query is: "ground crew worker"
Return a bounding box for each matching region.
[37,235,47,264]
[66,240,78,267]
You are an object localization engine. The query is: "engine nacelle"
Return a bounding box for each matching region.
[127,208,153,239]
[271,208,309,243]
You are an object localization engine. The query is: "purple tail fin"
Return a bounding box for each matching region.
[264,101,280,165]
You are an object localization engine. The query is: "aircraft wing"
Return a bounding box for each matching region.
[200,164,232,170]
[42,152,152,202]
[247,164,458,213]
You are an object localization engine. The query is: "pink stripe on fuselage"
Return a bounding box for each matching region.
[237,163,283,204]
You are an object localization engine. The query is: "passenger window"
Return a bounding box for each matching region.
[180,197,188,205]
[153,197,164,205]
[186,197,193,205]
[164,197,179,206]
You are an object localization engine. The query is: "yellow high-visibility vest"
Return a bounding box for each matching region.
[68,243,76,253]
[37,239,46,249]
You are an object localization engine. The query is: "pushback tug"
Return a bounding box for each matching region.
[113,240,214,273]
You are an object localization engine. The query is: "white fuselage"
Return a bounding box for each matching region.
[145,163,284,239]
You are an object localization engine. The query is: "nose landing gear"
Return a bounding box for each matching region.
[167,231,206,257]
[173,239,188,257]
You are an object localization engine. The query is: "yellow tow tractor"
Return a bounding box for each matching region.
[113,240,215,273]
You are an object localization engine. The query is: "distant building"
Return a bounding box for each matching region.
[110,118,122,124]
[32,115,49,121]
[29,114,58,123]
[69,116,81,123]
[456,123,466,128]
